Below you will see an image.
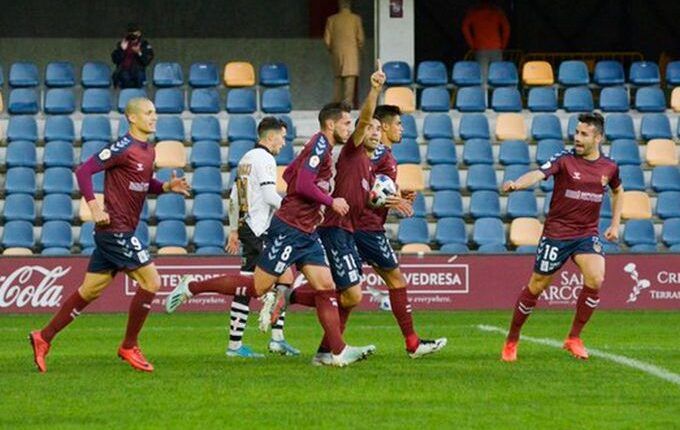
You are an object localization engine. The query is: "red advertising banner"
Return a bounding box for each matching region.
[1,254,678,314]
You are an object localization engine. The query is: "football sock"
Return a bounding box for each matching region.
[40,290,90,343]
[568,286,600,338]
[289,285,317,307]
[318,305,351,353]
[314,290,346,355]
[507,287,539,342]
[121,288,155,349]
[228,295,251,351]
[271,282,291,342]
[388,288,419,351]
[188,275,257,297]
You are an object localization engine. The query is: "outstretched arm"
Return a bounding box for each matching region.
[502,170,546,192]
[351,60,386,147]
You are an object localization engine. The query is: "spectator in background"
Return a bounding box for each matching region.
[462,0,510,85]
[324,0,365,106]
[112,23,154,88]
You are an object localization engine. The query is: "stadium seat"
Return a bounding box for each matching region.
[507,190,539,219]
[635,87,665,112]
[43,141,74,168]
[275,141,295,165]
[531,114,562,140]
[228,140,255,167]
[192,194,224,221]
[157,246,188,255]
[92,172,104,193]
[599,193,612,218]
[78,222,95,251]
[6,141,37,168]
[459,114,489,140]
[640,114,672,140]
[630,244,658,253]
[191,116,222,142]
[397,164,426,191]
[7,116,37,142]
[515,245,537,253]
[189,88,220,114]
[604,114,635,140]
[432,191,464,218]
[262,88,292,113]
[80,140,108,162]
[9,62,39,87]
[192,167,223,194]
[522,61,554,86]
[80,116,110,142]
[429,165,461,191]
[467,165,498,192]
[2,194,35,222]
[619,165,646,191]
[535,139,565,165]
[593,60,625,86]
[411,192,427,218]
[44,88,75,114]
[423,113,453,139]
[567,115,579,139]
[189,62,219,87]
[454,86,486,112]
[495,113,527,140]
[43,167,74,195]
[40,247,71,255]
[426,139,456,165]
[41,193,73,222]
[153,62,183,87]
[2,220,34,248]
[491,87,522,112]
[227,115,257,141]
[156,220,188,248]
[259,62,290,86]
[40,221,73,249]
[665,61,680,85]
[416,61,447,86]
[3,248,34,256]
[8,88,39,114]
[558,60,589,86]
[543,192,553,216]
[154,88,184,114]
[189,140,221,168]
[563,86,594,112]
[118,88,147,113]
[383,61,412,85]
[509,218,543,246]
[488,61,519,87]
[194,220,226,248]
[277,115,296,141]
[118,118,130,137]
[477,243,508,253]
[629,61,660,86]
[656,192,680,219]
[81,62,111,87]
[527,87,557,112]
[226,88,256,114]
[224,61,256,87]
[45,116,75,142]
[651,166,680,192]
[81,88,112,113]
[440,243,470,253]
[397,217,429,244]
[194,246,225,255]
[646,139,678,166]
[502,163,530,183]
[133,221,149,247]
[154,116,184,141]
[463,139,493,165]
[6,167,36,195]
[400,243,432,253]
[499,140,530,165]
[155,141,187,168]
[420,87,450,112]
[401,114,418,139]
[45,62,75,87]
[473,217,506,246]
[621,191,652,219]
[599,86,629,112]
[609,139,641,165]
[435,217,467,245]
[470,191,501,218]
[452,61,482,86]
[392,138,421,164]
[623,219,656,246]
[384,87,415,113]
[155,193,186,221]
[662,219,680,246]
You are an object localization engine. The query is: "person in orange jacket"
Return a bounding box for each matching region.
[462,0,510,86]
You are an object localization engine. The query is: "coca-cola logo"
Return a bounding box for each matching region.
[0,266,70,308]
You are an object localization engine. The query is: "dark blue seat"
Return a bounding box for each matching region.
[189,88,220,113]
[155,116,185,141]
[7,116,37,142]
[3,194,36,222]
[563,87,593,112]
[629,61,660,86]
[426,139,456,165]
[153,62,184,87]
[656,192,680,219]
[277,115,296,141]
[466,165,498,192]
[392,138,421,164]
[9,62,39,87]
[435,217,466,245]
[189,62,219,87]
[134,221,150,247]
[420,87,450,112]
[599,87,629,112]
[488,61,519,87]
[477,243,508,253]
[459,114,489,140]
[423,113,453,139]
[609,139,640,165]
[6,167,36,195]
[412,192,427,218]
[42,194,73,221]
[507,190,538,219]
[261,88,292,113]
[195,246,226,255]
[470,191,501,218]
[623,219,656,246]
[665,61,680,86]
[515,245,537,253]
[432,191,464,218]
[40,221,73,249]
[463,139,493,165]
[401,114,418,139]
[8,88,39,114]
[383,61,412,85]
[81,88,112,113]
[191,116,222,142]
[118,88,147,113]
[42,167,74,195]
[192,193,225,220]
[190,140,222,168]
[452,61,481,86]
[535,139,565,165]
[440,243,470,253]
[473,218,506,246]
[499,140,530,165]
[600,193,612,218]
[429,164,460,191]
[154,88,184,114]
[558,60,589,86]
[527,87,557,112]
[226,88,256,114]
[80,140,108,162]
[491,87,522,112]
[228,140,255,167]
[156,169,185,185]
[635,87,665,113]
[43,141,74,168]
[45,116,75,142]
[78,222,95,249]
[155,193,186,221]
[6,141,37,168]
[640,114,672,140]
[193,220,226,248]
[45,62,75,87]
[651,166,680,192]
[192,167,223,194]
[567,115,579,140]
[81,116,111,141]
[543,192,553,216]
[397,218,429,244]
[275,141,295,165]
[156,220,189,248]
[227,115,257,141]
[605,114,635,140]
[416,61,447,86]
[594,60,625,86]
[81,62,111,87]
[455,86,486,112]
[260,63,290,86]
[2,221,34,248]
[503,164,531,185]
[44,89,75,114]
[92,172,104,193]
[662,218,680,246]
[619,165,646,191]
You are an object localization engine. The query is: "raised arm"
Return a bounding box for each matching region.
[351,60,386,146]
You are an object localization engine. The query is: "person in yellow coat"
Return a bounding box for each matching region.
[324,0,365,106]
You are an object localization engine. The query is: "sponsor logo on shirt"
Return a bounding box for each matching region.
[564,189,603,202]
[128,181,150,192]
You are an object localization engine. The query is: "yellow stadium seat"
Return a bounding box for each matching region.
[522,61,554,86]
[157,246,188,255]
[384,87,415,113]
[401,243,432,253]
[495,113,527,140]
[0,91,3,112]
[224,62,256,87]
[2,247,33,255]
[396,164,425,191]
[646,139,678,166]
[509,218,543,246]
[276,166,288,194]
[155,140,186,168]
[79,194,105,221]
[671,87,680,112]
[621,191,652,220]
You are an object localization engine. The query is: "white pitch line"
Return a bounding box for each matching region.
[477,324,680,387]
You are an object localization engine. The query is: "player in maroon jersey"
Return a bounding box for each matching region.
[500,113,623,361]
[29,98,191,373]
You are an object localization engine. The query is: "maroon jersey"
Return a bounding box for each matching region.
[276,132,334,233]
[355,144,397,232]
[94,134,156,233]
[541,149,621,239]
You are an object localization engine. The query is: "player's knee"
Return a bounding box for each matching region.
[528,273,552,295]
[138,274,161,294]
[340,287,362,308]
[586,274,604,289]
[78,285,102,301]
[385,272,406,289]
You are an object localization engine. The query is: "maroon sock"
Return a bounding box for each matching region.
[121,288,155,349]
[389,288,419,351]
[188,275,257,297]
[319,304,352,353]
[40,291,90,343]
[314,290,346,354]
[290,285,317,307]
[507,287,539,342]
[568,286,600,338]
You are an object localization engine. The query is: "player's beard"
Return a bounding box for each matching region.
[334,130,348,144]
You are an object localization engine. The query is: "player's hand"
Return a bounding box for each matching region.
[88,201,110,227]
[502,181,517,193]
[385,196,414,217]
[400,189,416,203]
[604,224,619,242]
[167,170,191,197]
[370,59,386,89]
[131,43,142,54]
[226,231,240,254]
[121,39,129,50]
[331,197,350,216]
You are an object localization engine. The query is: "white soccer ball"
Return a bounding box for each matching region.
[368,174,397,208]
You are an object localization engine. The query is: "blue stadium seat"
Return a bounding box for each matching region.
[45,116,75,142]
[41,247,71,255]
[397,217,429,244]
[502,164,531,185]
[429,164,460,191]
[435,217,466,245]
[155,193,186,221]
[194,246,225,255]
[9,62,39,87]
[543,192,553,216]
[41,194,73,221]
[605,114,635,140]
[563,87,594,112]
[463,139,493,165]
[192,167,223,194]
[43,141,74,168]
[8,88,39,114]
[423,113,453,139]
[41,221,73,249]
[226,170,237,193]
[558,60,589,86]
[567,115,579,140]
[412,192,427,218]
[193,194,225,220]
[619,165,646,191]
[609,139,640,165]
[656,192,680,219]
[487,61,518,87]
[662,219,680,247]
[81,62,111,87]
[651,166,680,192]
[153,62,183,87]
[535,139,565,165]
[432,191,464,218]
[155,168,185,184]
[189,62,219,87]
[78,222,95,249]
[440,243,470,253]
[226,88,256,114]
[44,89,75,114]
[467,165,498,192]
[452,61,482,86]
[477,243,508,253]
[666,61,680,86]
[139,201,149,222]
[623,219,656,246]
[392,138,421,164]
[155,116,185,141]
[629,61,660,86]
[2,221,34,248]
[277,115,297,141]
[527,87,557,112]
[42,167,74,195]
[455,86,486,112]
[629,244,658,253]
[599,87,629,112]
[499,140,530,165]
[259,62,290,86]
[80,140,108,162]
[81,116,111,142]
[92,172,104,193]
[275,141,295,165]
[515,245,537,253]
[470,191,501,218]
[118,88,147,113]
[191,116,222,141]
[426,139,456,165]
[81,88,112,113]
[459,114,489,140]
[420,87,450,112]
[531,114,562,140]
[194,220,226,248]
[190,140,221,168]
[635,87,665,112]
[473,217,506,246]
[228,140,255,167]
[507,190,538,219]
[383,61,412,85]
[262,88,292,113]
[401,114,418,139]
[640,114,672,139]
[7,116,37,142]
[6,141,37,168]
[134,221,150,247]
[45,62,75,87]
[117,118,129,138]
[6,167,36,195]
[189,88,220,113]
[416,61,447,86]
[156,220,188,248]
[3,194,36,222]
[154,88,184,114]
[491,87,522,112]
[227,115,257,141]
[593,60,625,86]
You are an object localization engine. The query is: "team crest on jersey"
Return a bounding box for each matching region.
[601,175,609,186]
[309,155,320,168]
[98,148,112,161]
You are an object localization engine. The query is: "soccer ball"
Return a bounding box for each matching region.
[368,174,397,208]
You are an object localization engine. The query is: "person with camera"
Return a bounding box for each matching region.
[111,23,154,88]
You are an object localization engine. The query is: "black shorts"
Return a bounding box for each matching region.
[87,231,152,274]
[239,223,263,274]
[534,235,605,275]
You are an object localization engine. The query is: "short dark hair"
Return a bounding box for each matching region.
[374,105,401,124]
[257,116,286,139]
[126,23,141,33]
[577,112,604,136]
[318,101,352,127]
